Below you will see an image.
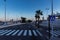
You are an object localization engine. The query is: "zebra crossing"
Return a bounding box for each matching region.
[52,30,60,37]
[0,29,43,36]
[46,30,60,37]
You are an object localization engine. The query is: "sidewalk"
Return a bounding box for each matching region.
[0,23,25,29]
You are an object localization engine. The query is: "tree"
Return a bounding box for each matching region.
[21,17,26,23]
[35,10,43,28]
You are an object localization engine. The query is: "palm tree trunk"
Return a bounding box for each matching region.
[38,18,39,28]
[35,18,37,26]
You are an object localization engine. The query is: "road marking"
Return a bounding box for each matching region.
[18,30,23,36]
[0,29,45,36]
[0,30,9,35]
[0,30,11,36]
[0,30,6,33]
[32,30,37,36]
[0,30,3,32]
[54,32,58,35]
[12,30,19,36]
[23,30,27,36]
[6,30,15,36]
[36,30,43,37]
[53,31,60,36]
[50,32,58,37]
[29,30,32,36]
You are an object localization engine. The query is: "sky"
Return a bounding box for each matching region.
[0,0,60,21]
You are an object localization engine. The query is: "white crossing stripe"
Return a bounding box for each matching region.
[36,30,43,36]
[0,30,6,33]
[29,30,32,36]
[54,31,60,36]
[23,30,27,36]
[32,30,37,36]
[0,30,9,35]
[0,30,3,32]
[0,30,11,36]
[18,30,23,36]
[53,32,58,35]
[0,30,5,32]
[0,29,44,36]
[0,30,8,34]
[6,30,15,36]
[12,30,19,36]
[50,32,58,37]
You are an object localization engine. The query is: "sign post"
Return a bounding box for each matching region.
[49,15,55,39]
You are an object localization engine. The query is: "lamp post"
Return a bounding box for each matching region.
[4,0,6,25]
[51,0,53,15]
[50,0,54,39]
[49,0,54,39]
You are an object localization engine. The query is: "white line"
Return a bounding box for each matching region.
[23,30,27,36]
[50,32,58,37]
[0,30,11,36]
[18,30,23,36]
[0,30,9,34]
[2,30,8,33]
[0,30,3,32]
[54,31,60,36]
[12,30,19,36]
[36,30,43,37]
[0,30,6,33]
[53,31,60,36]
[29,30,32,36]
[6,30,15,36]
[32,30,37,36]
[54,32,58,35]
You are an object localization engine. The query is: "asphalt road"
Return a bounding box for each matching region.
[0,23,50,40]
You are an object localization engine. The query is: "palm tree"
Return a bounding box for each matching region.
[35,13,38,23]
[35,10,43,28]
[35,13,40,27]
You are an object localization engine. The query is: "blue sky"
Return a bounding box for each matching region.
[0,0,60,21]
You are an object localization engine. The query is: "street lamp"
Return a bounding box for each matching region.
[49,0,54,39]
[51,0,53,15]
[4,0,6,25]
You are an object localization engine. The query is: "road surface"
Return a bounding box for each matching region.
[0,23,49,40]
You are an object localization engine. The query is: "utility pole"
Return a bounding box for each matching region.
[4,0,6,25]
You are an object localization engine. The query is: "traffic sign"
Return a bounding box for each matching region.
[49,15,55,21]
